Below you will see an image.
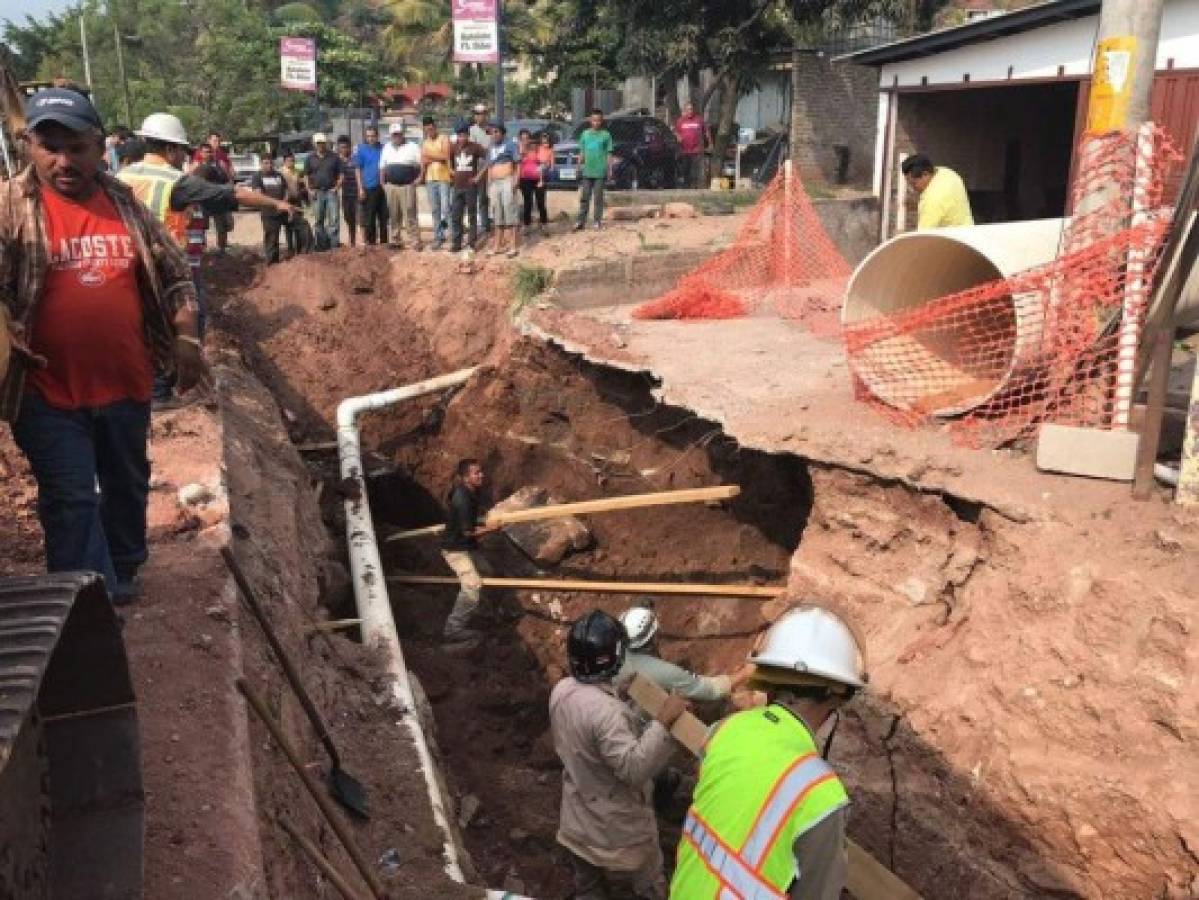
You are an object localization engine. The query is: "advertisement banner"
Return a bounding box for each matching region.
[451,0,499,64]
[280,37,317,92]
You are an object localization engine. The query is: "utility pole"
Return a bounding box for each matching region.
[1074,0,1165,219]
[1087,0,1166,132]
[494,0,505,123]
[79,9,96,105]
[109,1,133,125]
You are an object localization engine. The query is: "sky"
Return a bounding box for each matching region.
[7,0,74,24]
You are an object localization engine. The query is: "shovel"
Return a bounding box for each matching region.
[221,547,371,820]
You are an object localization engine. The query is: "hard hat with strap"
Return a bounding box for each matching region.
[671,703,849,899]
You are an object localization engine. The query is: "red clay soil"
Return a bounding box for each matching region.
[220,248,1198,899]
[213,245,516,445]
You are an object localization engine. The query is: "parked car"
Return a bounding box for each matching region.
[505,118,567,145]
[230,152,260,185]
[545,114,680,190]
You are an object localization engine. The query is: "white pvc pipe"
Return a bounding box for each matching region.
[336,368,477,883]
[843,218,1066,416]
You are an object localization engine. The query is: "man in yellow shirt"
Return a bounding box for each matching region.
[903,153,973,230]
[420,115,452,250]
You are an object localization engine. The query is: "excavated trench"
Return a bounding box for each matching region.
[211,250,1197,900]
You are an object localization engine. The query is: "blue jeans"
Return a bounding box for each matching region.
[577,177,605,226]
[312,189,341,249]
[426,181,451,244]
[12,393,151,592]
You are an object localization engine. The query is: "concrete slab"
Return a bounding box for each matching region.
[1036,424,1139,481]
[525,307,1136,524]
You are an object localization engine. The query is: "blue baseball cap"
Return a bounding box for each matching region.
[453,120,469,134]
[25,88,104,133]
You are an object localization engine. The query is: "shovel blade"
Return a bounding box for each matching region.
[328,766,370,820]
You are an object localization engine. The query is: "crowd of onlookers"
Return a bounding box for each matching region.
[98,99,716,264]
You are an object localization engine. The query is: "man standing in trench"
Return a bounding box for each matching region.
[440,458,495,643]
[552,609,687,900]
[1,89,207,602]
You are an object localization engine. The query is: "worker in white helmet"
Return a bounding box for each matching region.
[669,606,866,900]
[119,113,296,407]
[615,605,731,702]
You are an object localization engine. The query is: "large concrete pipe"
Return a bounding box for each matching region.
[843,219,1066,416]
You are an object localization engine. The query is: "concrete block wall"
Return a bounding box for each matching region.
[791,57,879,190]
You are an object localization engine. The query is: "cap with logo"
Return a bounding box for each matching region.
[25,88,104,134]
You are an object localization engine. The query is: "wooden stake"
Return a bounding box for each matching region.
[626,673,923,900]
[387,574,784,599]
[305,618,364,634]
[384,485,741,543]
[277,816,370,900]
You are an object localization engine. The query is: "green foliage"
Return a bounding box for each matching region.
[1,0,397,141]
[511,264,554,311]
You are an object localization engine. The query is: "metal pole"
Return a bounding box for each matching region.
[109,2,133,125]
[494,0,505,122]
[79,10,95,104]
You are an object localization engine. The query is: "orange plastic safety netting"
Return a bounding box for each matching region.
[632,166,851,331]
[844,127,1182,447]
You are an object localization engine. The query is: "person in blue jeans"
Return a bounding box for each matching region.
[305,133,344,249]
[420,116,452,250]
[575,108,613,231]
[2,88,209,603]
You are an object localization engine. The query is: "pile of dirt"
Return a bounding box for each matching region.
[0,437,41,577]
[212,247,516,444]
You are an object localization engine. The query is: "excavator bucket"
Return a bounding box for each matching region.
[0,573,143,899]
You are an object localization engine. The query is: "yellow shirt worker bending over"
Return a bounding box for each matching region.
[903,153,974,230]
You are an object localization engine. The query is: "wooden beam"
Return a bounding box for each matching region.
[387,574,784,599]
[626,673,923,900]
[384,485,741,543]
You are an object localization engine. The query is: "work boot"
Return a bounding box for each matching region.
[573,222,585,232]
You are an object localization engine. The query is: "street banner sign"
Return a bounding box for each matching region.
[280,37,317,92]
[451,0,499,64]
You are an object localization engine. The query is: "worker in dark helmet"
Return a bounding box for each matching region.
[550,609,688,899]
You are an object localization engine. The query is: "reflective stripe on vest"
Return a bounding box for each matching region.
[669,706,849,899]
[682,810,785,900]
[740,752,838,865]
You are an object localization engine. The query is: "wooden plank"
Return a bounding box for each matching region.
[1175,343,1199,505]
[384,485,741,542]
[627,673,923,900]
[387,575,784,599]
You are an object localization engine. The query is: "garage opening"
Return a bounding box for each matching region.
[896,80,1080,223]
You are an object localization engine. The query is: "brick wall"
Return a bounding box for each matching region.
[790,57,879,189]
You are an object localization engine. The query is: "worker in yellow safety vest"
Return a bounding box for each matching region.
[670,606,866,900]
[119,113,293,405]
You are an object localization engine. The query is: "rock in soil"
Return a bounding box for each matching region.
[492,486,593,566]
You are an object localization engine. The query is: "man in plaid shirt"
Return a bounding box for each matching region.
[1,89,207,603]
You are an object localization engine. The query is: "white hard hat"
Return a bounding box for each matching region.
[620,607,658,650]
[749,606,866,690]
[135,112,189,147]
[312,132,328,144]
